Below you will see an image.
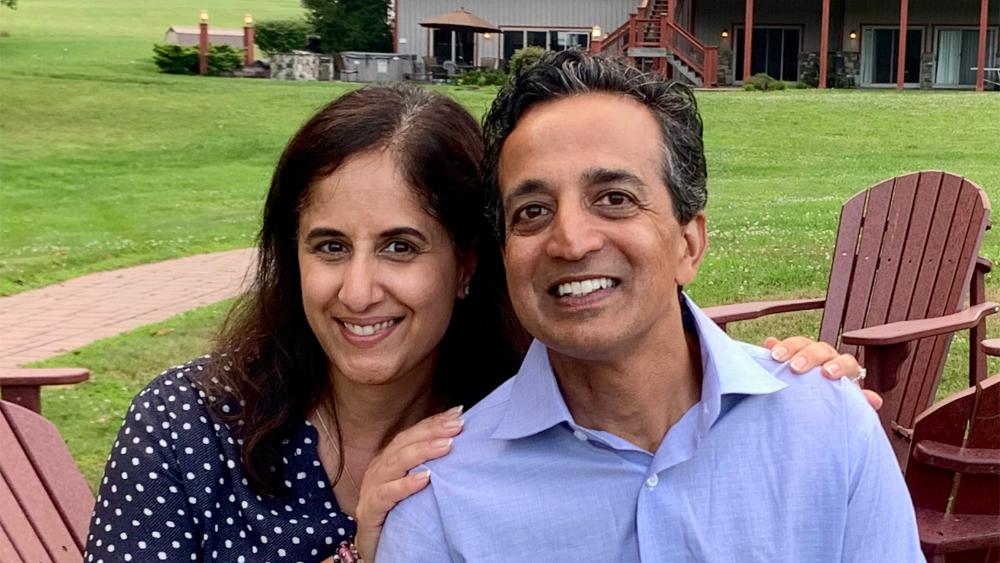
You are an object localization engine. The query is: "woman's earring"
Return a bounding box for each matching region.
[463,285,471,297]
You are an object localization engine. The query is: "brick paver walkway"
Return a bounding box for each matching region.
[0,249,257,367]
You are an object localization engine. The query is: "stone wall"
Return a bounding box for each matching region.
[920,52,934,89]
[717,49,733,86]
[269,51,320,81]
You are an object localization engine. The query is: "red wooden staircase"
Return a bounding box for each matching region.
[591,0,719,87]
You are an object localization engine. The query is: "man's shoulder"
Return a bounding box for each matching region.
[424,375,518,469]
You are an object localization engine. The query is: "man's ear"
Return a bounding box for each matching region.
[675,212,707,287]
[456,249,478,299]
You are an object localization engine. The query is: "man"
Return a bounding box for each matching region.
[377,51,920,562]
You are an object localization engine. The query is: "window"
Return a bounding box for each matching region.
[501,28,591,62]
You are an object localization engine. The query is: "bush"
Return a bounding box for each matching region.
[508,46,548,76]
[255,19,311,54]
[743,73,786,91]
[456,68,508,86]
[152,44,245,76]
[153,44,200,74]
[206,44,244,75]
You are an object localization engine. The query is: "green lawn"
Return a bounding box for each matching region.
[5,0,1000,488]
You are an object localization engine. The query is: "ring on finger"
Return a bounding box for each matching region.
[849,367,867,383]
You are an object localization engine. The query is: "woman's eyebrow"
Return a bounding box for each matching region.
[380,227,429,243]
[303,227,345,241]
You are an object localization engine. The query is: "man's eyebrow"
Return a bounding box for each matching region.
[503,179,550,209]
[582,168,646,192]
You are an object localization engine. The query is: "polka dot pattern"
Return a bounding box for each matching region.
[84,358,356,562]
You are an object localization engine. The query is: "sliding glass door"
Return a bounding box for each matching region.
[734,27,801,82]
[861,27,922,86]
[935,28,998,86]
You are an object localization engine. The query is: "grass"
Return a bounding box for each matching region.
[5,0,1000,488]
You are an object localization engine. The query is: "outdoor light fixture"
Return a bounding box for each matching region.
[244,13,253,25]
[721,28,730,38]
[483,32,491,39]
[849,30,858,40]
[592,25,602,38]
[199,10,208,23]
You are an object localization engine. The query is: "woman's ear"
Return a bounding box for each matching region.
[456,250,478,299]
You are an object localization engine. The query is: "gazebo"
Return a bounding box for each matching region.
[419,8,500,67]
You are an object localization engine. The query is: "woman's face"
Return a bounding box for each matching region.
[297,149,472,387]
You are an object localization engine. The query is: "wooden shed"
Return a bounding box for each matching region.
[164,26,245,49]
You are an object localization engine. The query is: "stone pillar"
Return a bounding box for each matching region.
[920,52,934,89]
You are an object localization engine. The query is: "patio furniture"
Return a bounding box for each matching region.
[333,53,359,82]
[970,67,1000,90]
[423,55,448,80]
[0,367,90,414]
[479,57,497,70]
[905,360,999,562]
[1,397,94,561]
[705,171,996,466]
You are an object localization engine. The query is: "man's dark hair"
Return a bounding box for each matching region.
[482,50,708,240]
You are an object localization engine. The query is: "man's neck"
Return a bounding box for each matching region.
[548,316,703,453]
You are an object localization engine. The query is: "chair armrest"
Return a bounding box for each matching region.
[0,368,90,414]
[840,302,999,391]
[976,256,993,274]
[981,338,1000,357]
[0,368,90,386]
[704,297,826,329]
[841,302,1000,346]
[912,440,1000,474]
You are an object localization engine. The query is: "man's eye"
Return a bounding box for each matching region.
[515,204,551,222]
[596,191,633,207]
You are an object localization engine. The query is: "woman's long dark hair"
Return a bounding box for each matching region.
[204,84,525,497]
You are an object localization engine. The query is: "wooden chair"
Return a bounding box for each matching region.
[0,368,90,414]
[705,171,997,466]
[1,399,94,562]
[905,355,1000,563]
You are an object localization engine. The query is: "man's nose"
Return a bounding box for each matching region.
[338,256,384,312]
[545,204,604,261]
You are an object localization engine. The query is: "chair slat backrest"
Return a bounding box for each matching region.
[819,172,991,453]
[0,401,94,562]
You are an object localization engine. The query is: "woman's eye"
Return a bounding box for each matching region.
[383,240,416,255]
[318,241,347,254]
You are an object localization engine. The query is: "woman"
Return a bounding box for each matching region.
[84,84,861,563]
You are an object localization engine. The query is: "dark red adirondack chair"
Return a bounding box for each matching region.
[1,368,94,563]
[905,350,1000,563]
[705,171,997,466]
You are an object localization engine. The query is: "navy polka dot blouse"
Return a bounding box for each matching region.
[84,359,356,562]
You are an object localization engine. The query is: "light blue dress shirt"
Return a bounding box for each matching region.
[378,297,922,562]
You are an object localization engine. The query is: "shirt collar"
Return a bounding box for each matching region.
[491,294,787,442]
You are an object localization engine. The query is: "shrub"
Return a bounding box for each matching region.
[456,68,508,86]
[152,44,245,76]
[153,44,200,74]
[255,19,311,54]
[508,46,547,76]
[206,44,244,75]
[743,73,786,91]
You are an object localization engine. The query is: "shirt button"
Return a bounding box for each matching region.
[573,430,588,442]
[702,404,710,415]
[646,474,659,488]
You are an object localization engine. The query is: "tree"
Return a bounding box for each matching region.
[303,0,391,53]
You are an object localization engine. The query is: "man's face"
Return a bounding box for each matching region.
[497,93,706,360]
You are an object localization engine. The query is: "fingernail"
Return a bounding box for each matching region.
[790,357,806,372]
[431,438,453,449]
[442,417,464,429]
[824,362,841,377]
[414,469,430,481]
[445,405,464,416]
[771,346,788,361]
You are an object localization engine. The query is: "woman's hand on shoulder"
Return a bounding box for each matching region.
[763,336,883,410]
[354,405,465,561]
